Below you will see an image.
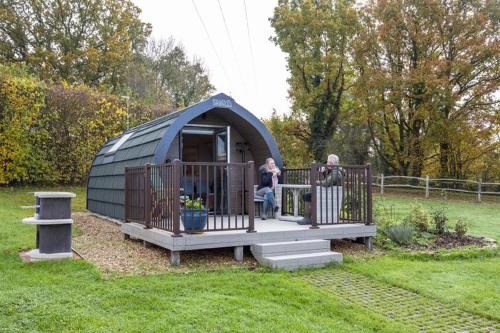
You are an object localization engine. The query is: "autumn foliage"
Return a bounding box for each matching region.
[0,64,170,185]
[270,0,499,181]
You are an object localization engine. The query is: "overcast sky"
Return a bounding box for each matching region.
[132,0,290,119]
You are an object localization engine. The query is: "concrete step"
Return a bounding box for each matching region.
[262,251,343,271]
[251,239,330,258]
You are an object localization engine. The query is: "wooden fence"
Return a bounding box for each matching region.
[374,174,500,202]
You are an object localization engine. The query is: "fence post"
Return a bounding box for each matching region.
[366,164,373,225]
[144,164,152,229]
[172,160,182,236]
[425,175,430,198]
[246,161,256,233]
[310,164,319,229]
[477,178,482,203]
[380,173,384,195]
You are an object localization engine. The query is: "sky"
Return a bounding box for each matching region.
[132,0,291,119]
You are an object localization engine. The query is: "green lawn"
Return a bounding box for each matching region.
[374,193,500,240]
[0,186,498,332]
[345,255,500,320]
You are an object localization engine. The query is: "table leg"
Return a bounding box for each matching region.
[293,189,299,217]
[274,185,282,218]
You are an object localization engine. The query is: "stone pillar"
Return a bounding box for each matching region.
[170,251,181,266]
[234,246,244,263]
[364,237,373,251]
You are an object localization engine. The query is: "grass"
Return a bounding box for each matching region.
[374,193,500,240]
[344,254,500,320]
[0,186,498,331]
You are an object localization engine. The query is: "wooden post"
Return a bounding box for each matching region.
[477,178,482,203]
[425,175,429,198]
[144,164,152,229]
[366,164,373,225]
[380,173,384,195]
[172,160,182,237]
[246,161,256,233]
[310,164,319,229]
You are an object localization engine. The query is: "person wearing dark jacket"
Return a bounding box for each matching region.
[256,158,280,220]
[298,154,343,225]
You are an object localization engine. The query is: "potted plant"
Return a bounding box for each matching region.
[181,198,207,233]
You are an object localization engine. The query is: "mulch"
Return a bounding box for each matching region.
[72,213,257,276]
[407,232,496,251]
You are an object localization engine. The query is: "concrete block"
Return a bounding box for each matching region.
[251,239,330,257]
[234,246,244,263]
[170,251,181,266]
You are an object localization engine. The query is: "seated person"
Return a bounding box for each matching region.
[256,158,280,220]
[298,154,343,225]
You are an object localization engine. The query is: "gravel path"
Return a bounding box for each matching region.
[72,213,257,275]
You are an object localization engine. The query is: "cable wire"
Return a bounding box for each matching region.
[217,0,247,90]
[191,0,232,86]
[243,0,258,92]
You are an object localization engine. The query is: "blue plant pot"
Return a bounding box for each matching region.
[181,208,208,233]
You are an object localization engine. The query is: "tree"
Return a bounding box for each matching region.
[125,38,214,108]
[354,0,499,178]
[263,110,312,167]
[428,0,499,178]
[0,0,151,90]
[271,0,358,161]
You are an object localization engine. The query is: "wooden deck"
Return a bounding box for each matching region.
[122,217,376,252]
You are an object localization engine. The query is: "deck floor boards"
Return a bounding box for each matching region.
[122,216,376,251]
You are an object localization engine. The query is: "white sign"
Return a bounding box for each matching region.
[212,98,233,108]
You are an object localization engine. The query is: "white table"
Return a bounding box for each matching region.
[275,184,310,222]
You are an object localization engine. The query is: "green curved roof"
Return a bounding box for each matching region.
[86,93,283,220]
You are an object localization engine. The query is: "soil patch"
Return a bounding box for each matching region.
[407,232,496,251]
[331,239,382,257]
[72,213,257,276]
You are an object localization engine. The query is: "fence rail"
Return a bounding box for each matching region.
[374,174,500,201]
[125,161,255,234]
[281,165,372,226]
[125,162,373,234]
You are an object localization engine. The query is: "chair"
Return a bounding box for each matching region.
[315,186,343,223]
[254,185,275,218]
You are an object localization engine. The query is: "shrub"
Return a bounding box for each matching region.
[403,203,430,232]
[374,202,398,228]
[455,218,469,238]
[184,198,204,209]
[384,223,415,245]
[0,64,46,184]
[430,206,448,235]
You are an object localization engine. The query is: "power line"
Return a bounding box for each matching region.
[191,0,232,87]
[217,0,247,91]
[242,0,258,93]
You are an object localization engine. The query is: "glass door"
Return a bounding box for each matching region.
[214,127,229,162]
[214,127,230,213]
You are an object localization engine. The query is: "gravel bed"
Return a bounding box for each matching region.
[72,213,257,276]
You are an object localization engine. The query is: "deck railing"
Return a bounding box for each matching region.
[125,162,373,234]
[282,164,373,225]
[125,161,255,234]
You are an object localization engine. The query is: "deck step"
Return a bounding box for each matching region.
[251,239,342,270]
[262,251,343,271]
[251,239,330,257]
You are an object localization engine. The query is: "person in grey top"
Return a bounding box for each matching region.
[297,154,343,225]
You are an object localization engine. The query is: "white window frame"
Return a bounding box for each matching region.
[106,132,134,155]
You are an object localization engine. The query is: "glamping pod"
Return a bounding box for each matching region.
[87,93,283,220]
